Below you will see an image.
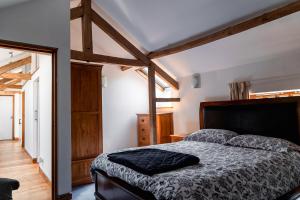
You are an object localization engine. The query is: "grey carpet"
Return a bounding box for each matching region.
[72,183,95,200]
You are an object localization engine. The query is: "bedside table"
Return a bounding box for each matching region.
[170,135,186,142]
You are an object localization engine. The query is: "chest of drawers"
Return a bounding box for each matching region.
[137,113,174,146]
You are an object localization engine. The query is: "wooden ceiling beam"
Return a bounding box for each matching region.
[148,65,157,144]
[0,78,11,84]
[135,69,165,92]
[0,91,21,95]
[71,6,83,20]
[155,98,180,102]
[0,56,31,75]
[82,0,93,53]
[151,62,178,89]
[6,79,22,85]
[91,10,179,89]
[120,66,132,71]
[71,50,145,66]
[148,1,300,59]
[0,73,31,80]
[0,84,22,89]
[91,10,150,65]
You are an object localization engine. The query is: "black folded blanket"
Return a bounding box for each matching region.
[107,148,200,176]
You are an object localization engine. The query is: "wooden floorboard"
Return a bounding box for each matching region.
[0,140,51,200]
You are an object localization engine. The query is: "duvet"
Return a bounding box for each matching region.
[91,141,300,200]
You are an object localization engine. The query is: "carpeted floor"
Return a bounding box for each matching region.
[72,183,95,200]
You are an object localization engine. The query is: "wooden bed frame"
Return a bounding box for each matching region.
[94,97,300,200]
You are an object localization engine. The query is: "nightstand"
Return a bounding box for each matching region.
[170,135,186,142]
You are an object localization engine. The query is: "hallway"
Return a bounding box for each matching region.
[0,140,51,200]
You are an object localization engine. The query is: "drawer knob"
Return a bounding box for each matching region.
[142,128,145,131]
[141,119,144,122]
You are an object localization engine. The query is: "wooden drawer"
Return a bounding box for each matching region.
[137,114,150,146]
[138,115,149,125]
[138,134,150,146]
[138,125,149,135]
[137,113,174,146]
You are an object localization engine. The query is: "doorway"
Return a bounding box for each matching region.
[33,78,40,161]
[0,39,58,200]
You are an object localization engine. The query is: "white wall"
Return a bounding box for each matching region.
[173,48,300,134]
[102,66,148,152]
[23,54,52,180]
[38,54,52,180]
[101,66,171,153]
[0,0,71,194]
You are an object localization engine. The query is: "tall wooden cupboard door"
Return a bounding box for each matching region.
[71,63,103,186]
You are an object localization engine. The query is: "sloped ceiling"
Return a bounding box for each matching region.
[0,48,24,65]
[73,0,300,77]
[0,0,33,9]
[95,0,296,51]
[158,12,300,76]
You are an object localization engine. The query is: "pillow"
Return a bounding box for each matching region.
[225,134,300,153]
[184,129,238,144]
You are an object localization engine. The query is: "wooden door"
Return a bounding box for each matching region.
[71,63,103,186]
[156,113,173,144]
[0,96,14,140]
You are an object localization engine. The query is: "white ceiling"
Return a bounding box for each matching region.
[158,12,300,76]
[95,0,296,51]
[0,0,33,9]
[71,0,300,77]
[0,48,24,64]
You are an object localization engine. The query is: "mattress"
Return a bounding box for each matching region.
[91,141,300,200]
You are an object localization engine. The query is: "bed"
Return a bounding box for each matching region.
[91,97,300,200]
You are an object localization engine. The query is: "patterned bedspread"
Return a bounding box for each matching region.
[91,141,300,200]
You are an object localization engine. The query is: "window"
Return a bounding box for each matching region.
[249,89,300,99]
[136,68,174,108]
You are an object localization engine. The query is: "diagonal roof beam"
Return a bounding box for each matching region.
[148,1,300,59]
[0,78,11,84]
[120,66,132,71]
[91,10,179,89]
[0,56,31,75]
[0,73,31,80]
[5,79,22,85]
[91,10,150,65]
[0,84,22,89]
[71,50,145,66]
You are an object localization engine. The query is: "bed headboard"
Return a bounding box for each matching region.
[200,97,300,145]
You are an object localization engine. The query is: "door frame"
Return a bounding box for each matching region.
[0,39,58,200]
[21,91,25,147]
[33,78,40,161]
[0,95,14,140]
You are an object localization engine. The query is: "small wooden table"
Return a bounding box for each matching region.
[170,135,186,142]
